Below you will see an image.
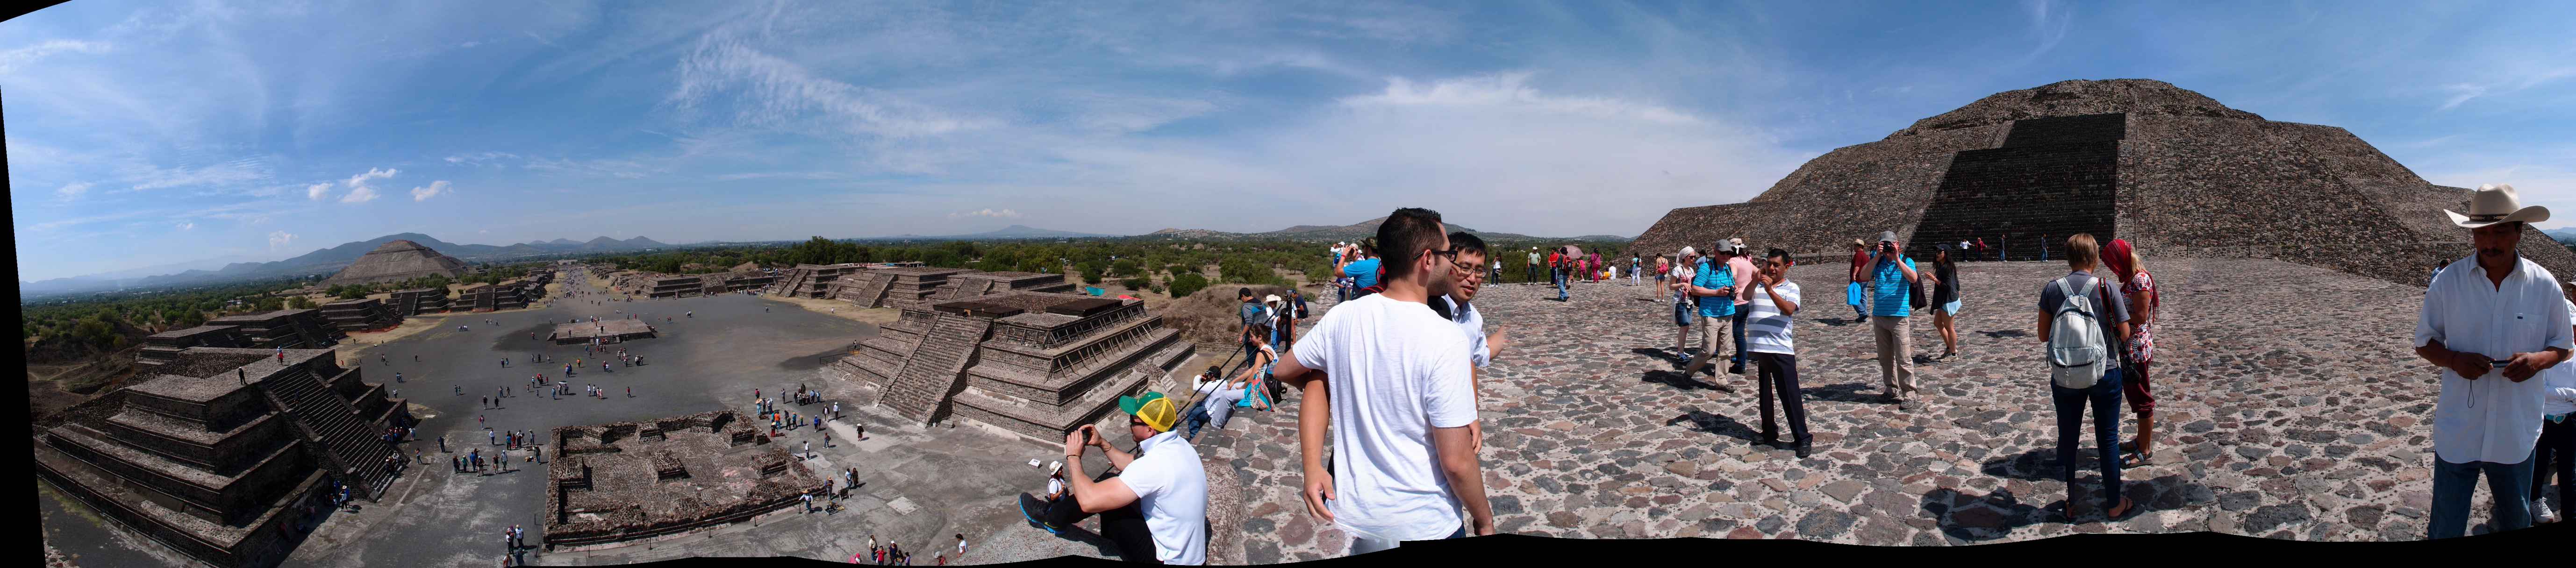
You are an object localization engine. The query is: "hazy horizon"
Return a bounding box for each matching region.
[10,0,2573,281]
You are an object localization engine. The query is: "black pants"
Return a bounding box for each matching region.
[1752,352,1811,445]
[1043,471,1162,563]
[2536,417,2575,515]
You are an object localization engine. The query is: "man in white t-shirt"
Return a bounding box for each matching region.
[1044,392,1208,563]
[1272,207,1494,554]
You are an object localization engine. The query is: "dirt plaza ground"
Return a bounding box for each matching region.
[36,257,2551,567]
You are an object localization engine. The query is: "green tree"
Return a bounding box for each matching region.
[1167,273,1209,298]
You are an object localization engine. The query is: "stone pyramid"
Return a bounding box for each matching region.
[321,239,470,286]
[1631,78,2576,287]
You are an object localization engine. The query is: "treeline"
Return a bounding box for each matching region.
[589,237,1354,298]
[20,276,315,356]
[321,263,535,299]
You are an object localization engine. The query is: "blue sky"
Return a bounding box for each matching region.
[7,0,2573,282]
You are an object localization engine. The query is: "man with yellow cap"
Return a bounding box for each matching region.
[1040,391,1209,564]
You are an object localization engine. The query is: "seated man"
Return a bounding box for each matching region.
[1037,392,1209,565]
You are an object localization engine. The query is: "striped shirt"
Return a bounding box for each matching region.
[1746,280,1801,354]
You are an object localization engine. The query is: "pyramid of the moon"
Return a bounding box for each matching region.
[1631,78,2576,287]
[321,240,470,286]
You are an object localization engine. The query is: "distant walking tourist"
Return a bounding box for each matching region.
[2414,184,2563,538]
[1038,395,1208,564]
[2103,239,2160,468]
[1860,232,1922,403]
[2037,233,2135,521]
[1654,255,1670,300]
[1747,248,1812,457]
[1527,247,1542,285]
[1272,208,1494,553]
[1931,246,1962,358]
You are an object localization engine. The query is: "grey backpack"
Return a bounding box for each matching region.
[2046,276,2110,389]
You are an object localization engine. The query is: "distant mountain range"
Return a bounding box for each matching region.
[21,233,672,296]
[2546,228,2576,245]
[1146,217,1633,243]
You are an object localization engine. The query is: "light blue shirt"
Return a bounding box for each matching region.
[1691,259,1737,318]
[1869,255,1916,318]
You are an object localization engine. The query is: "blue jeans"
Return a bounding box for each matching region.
[1729,308,1750,368]
[2052,368,2125,510]
[1553,269,1567,300]
[1183,405,1212,439]
[2429,449,2534,539]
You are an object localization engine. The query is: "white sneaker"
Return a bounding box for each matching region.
[2537,500,2559,524]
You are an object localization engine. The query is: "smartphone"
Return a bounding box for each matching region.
[2490,360,2513,367]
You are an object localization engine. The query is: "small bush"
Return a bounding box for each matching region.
[1167,273,1210,298]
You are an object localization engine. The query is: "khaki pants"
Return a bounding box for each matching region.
[1682,315,1734,376]
[1872,315,1917,398]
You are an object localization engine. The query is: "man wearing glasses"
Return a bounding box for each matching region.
[1431,231,1512,449]
[1274,207,1495,554]
[1043,392,1209,564]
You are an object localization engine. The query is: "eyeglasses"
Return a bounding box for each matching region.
[1420,248,1460,261]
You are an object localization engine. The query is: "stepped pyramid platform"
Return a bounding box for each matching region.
[142,325,252,366]
[208,309,344,349]
[548,320,657,345]
[386,288,451,316]
[770,263,870,298]
[844,288,1194,444]
[540,410,821,550]
[320,298,401,331]
[35,348,413,568]
[862,267,974,311]
[1630,78,2576,287]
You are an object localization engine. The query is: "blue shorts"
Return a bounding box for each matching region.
[1941,299,1962,315]
[1673,301,1693,327]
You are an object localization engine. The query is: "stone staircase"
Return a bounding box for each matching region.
[255,366,399,500]
[844,273,893,308]
[878,313,992,424]
[770,269,815,297]
[1908,113,2124,262]
[947,278,996,300]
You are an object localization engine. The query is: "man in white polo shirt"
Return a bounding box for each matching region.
[1273,207,1494,554]
[2414,183,2568,538]
[1045,391,1208,563]
[1432,231,1512,448]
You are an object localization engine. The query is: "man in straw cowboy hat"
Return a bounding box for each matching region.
[2414,183,2566,538]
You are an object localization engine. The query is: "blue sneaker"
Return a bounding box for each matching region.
[1019,495,1059,534]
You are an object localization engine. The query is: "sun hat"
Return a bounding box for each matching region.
[1048,461,1063,475]
[1852,238,1867,247]
[1263,294,1282,305]
[1728,238,1746,253]
[2446,184,2550,228]
[1117,391,1179,433]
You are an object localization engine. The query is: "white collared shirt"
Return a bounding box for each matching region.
[1439,295,1490,368]
[2414,256,2568,464]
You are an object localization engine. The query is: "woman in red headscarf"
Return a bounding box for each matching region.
[2102,238,2158,469]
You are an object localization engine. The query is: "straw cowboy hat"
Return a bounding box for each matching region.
[1851,238,1867,247]
[2446,184,2549,228]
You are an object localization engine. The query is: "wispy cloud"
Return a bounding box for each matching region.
[341,186,380,203]
[668,39,999,142]
[335,167,395,203]
[56,182,93,199]
[443,151,518,165]
[715,171,844,181]
[177,221,195,231]
[410,180,451,201]
[123,158,273,191]
[268,230,297,251]
[949,208,1022,219]
[2437,66,2576,111]
[0,39,110,73]
[306,182,334,200]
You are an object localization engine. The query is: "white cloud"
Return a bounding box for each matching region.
[0,40,110,73]
[949,208,1022,219]
[268,230,297,251]
[341,186,380,203]
[56,182,93,199]
[344,167,397,188]
[668,39,998,141]
[177,221,195,231]
[123,158,273,191]
[410,180,451,201]
[306,182,334,200]
[1341,72,1704,125]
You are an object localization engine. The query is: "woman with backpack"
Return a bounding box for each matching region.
[2103,238,2159,469]
[2037,234,2137,521]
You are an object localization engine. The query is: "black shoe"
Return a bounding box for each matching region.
[1794,442,1814,459]
[1725,364,1744,375]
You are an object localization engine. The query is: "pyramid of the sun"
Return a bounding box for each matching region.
[320,240,470,286]
[1631,78,2576,287]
